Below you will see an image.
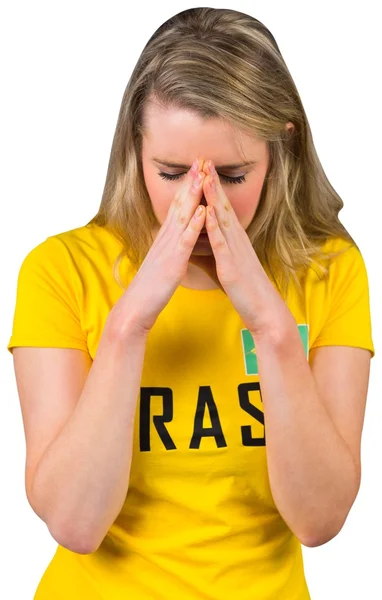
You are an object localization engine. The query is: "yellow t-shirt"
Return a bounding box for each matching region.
[7,223,375,600]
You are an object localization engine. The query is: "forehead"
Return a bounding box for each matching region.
[142,102,267,162]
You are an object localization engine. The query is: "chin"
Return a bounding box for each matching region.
[191,246,214,255]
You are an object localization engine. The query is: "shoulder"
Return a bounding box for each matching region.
[324,237,367,274]
[318,235,354,255]
[22,223,123,267]
[47,222,122,253]
[312,236,366,277]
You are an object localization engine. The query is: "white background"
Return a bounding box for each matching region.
[2,1,381,598]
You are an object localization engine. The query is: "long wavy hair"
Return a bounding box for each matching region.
[86,7,356,302]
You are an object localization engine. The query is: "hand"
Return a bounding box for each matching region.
[108,159,207,337]
[190,160,290,337]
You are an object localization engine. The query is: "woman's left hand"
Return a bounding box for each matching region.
[189,160,291,338]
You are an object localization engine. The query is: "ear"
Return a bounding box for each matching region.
[285,121,294,135]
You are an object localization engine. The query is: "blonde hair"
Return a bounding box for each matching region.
[86,7,356,302]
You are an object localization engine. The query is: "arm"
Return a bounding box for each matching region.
[196,160,371,549]
[30,318,148,554]
[253,320,361,548]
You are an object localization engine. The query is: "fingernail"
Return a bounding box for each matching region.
[209,161,217,174]
[191,158,199,173]
[192,172,202,189]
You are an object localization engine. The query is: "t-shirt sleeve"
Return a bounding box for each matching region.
[310,243,375,358]
[7,236,88,355]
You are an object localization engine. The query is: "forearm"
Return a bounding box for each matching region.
[30,318,148,554]
[253,320,359,547]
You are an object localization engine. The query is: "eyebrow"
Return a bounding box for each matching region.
[151,157,256,170]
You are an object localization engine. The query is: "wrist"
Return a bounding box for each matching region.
[105,310,150,344]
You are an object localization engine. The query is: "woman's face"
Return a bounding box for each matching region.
[140,101,271,255]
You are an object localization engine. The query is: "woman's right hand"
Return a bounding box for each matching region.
[109,159,207,338]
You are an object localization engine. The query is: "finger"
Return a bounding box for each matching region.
[166,162,205,230]
[157,160,204,243]
[179,203,206,252]
[206,205,230,256]
[203,166,235,228]
[203,174,240,248]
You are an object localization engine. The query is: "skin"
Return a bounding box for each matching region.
[141,100,293,290]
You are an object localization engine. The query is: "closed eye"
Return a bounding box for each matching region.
[158,171,246,184]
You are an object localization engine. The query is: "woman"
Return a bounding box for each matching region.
[7,7,375,599]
